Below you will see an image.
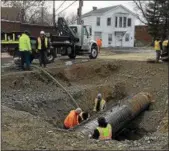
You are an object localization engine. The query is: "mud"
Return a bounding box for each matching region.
[1,56,168,150]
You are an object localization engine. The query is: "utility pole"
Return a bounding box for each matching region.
[21,0,25,23]
[53,0,55,26]
[41,5,44,25]
[77,0,83,25]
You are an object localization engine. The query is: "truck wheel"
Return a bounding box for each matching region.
[46,53,55,63]
[89,45,98,59]
[68,46,76,59]
[13,48,21,65]
[68,53,76,59]
[46,49,55,63]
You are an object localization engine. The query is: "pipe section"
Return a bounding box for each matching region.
[74,92,153,137]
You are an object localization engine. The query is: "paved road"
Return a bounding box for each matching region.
[1,53,13,67]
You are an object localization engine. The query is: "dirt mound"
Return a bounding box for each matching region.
[1,58,168,150]
[62,62,120,81]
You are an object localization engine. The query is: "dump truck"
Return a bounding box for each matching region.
[1,17,98,65]
[1,31,56,64]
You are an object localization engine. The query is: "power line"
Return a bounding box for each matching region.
[55,0,66,13]
[56,0,77,16]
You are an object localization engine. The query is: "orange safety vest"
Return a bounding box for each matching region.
[97,39,102,47]
[97,124,112,140]
[64,110,79,128]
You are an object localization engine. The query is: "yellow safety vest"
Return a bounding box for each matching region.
[97,124,112,140]
[19,34,32,51]
[37,37,48,50]
[93,98,106,111]
[162,40,168,47]
[154,40,161,51]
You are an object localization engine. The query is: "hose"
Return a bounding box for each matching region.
[32,65,79,108]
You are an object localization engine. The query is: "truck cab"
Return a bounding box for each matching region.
[51,17,98,59]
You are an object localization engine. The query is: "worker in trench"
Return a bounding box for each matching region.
[91,117,112,140]
[19,30,32,71]
[37,31,49,68]
[63,108,82,129]
[64,108,90,129]
[154,37,162,62]
[93,93,106,112]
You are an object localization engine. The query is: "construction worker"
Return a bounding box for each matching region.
[162,38,169,53]
[93,93,106,112]
[78,112,90,123]
[96,38,102,53]
[64,108,82,129]
[37,31,48,67]
[154,37,162,62]
[19,30,32,71]
[91,117,112,140]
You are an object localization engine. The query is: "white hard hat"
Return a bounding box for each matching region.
[97,93,102,98]
[40,31,45,35]
[75,108,82,114]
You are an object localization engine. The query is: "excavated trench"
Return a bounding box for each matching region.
[1,60,167,144]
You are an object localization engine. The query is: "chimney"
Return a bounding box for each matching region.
[93,7,97,10]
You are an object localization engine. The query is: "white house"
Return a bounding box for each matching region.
[82,5,137,47]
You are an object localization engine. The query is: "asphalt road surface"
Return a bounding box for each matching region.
[1,53,13,67]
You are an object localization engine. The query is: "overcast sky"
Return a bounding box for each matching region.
[45,1,141,25]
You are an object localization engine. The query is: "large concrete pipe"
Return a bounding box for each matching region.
[74,92,153,137]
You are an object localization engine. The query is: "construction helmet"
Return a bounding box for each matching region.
[40,30,45,35]
[75,108,82,114]
[97,93,102,99]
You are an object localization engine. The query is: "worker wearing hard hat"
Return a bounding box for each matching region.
[19,30,32,70]
[91,117,112,140]
[93,93,106,112]
[37,30,48,67]
[154,37,162,62]
[162,37,169,54]
[64,108,82,129]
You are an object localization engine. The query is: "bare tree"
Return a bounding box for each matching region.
[1,0,45,23]
[65,13,78,25]
[133,0,150,24]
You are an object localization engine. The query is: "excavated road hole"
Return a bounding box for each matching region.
[2,60,167,149]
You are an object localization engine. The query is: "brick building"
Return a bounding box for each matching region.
[135,25,153,45]
[1,19,56,37]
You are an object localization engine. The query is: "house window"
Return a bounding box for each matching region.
[125,33,130,41]
[108,34,112,44]
[128,18,131,27]
[107,18,111,26]
[115,17,118,27]
[119,17,122,28]
[123,17,127,28]
[96,17,100,26]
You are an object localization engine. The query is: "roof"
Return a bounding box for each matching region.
[82,5,119,18]
[82,5,137,18]
[1,7,21,21]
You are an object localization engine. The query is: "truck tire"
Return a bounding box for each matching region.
[46,49,55,63]
[89,44,98,59]
[13,47,21,65]
[68,46,76,59]
[68,53,76,59]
